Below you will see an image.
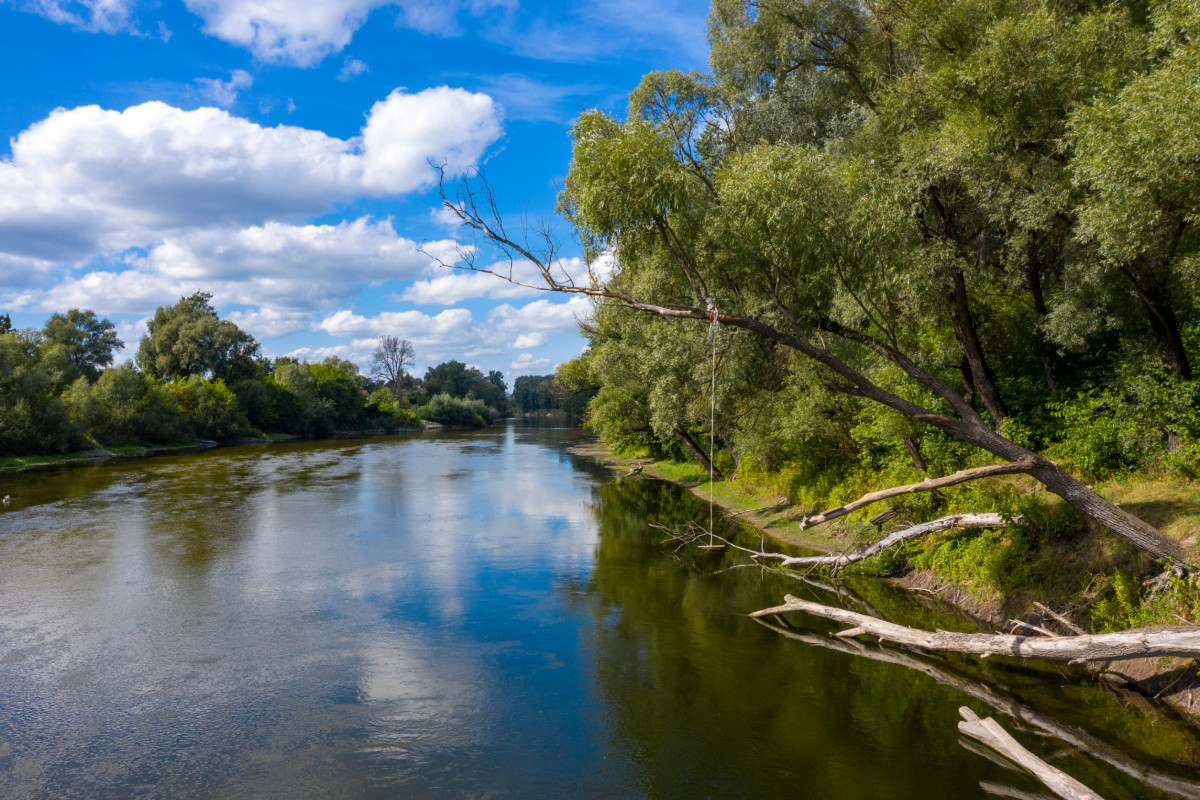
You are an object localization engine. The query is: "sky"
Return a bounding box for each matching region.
[0,0,710,383]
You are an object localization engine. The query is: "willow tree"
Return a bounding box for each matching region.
[440,0,1195,564]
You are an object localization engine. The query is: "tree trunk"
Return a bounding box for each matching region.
[1026,259,1058,397]
[1144,289,1192,380]
[751,595,1200,662]
[950,268,1007,427]
[674,425,724,481]
[902,436,927,472]
[928,415,1185,563]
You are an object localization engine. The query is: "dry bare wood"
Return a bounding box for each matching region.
[800,461,1038,529]
[754,617,1200,799]
[958,707,1104,800]
[779,513,1009,571]
[750,595,1200,664]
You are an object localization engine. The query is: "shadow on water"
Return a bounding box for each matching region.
[581,474,1200,800]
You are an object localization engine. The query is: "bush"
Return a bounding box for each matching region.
[423,393,497,427]
[169,376,245,442]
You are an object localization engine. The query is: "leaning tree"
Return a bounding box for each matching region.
[431,0,1199,567]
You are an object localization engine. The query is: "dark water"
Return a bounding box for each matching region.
[1,424,1198,799]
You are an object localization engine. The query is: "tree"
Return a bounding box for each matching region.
[137,293,260,382]
[41,309,122,381]
[370,335,415,397]
[434,0,1194,564]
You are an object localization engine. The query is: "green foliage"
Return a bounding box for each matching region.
[423,393,498,428]
[1092,571,1200,632]
[364,387,421,430]
[168,376,245,442]
[137,292,260,382]
[41,309,122,381]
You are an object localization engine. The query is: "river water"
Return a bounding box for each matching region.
[1,424,1198,799]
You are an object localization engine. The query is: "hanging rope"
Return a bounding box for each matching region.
[706,298,720,546]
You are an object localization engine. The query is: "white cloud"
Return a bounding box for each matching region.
[18,217,456,334]
[399,256,596,305]
[399,267,543,305]
[0,89,501,264]
[194,69,253,108]
[337,57,369,81]
[314,308,499,371]
[488,295,592,336]
[317,307,473,339]
[360,87,502,194]
[510,352,551,372]
[225,307,311,338]
[511,332,545,348]
[24,0,135,33]
[182,0,385,67]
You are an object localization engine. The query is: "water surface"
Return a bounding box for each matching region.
[1,424,1197,798]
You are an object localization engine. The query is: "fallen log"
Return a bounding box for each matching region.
[958,707,1104,800]
[800,460,1038,529]
[750,595,1200,664]
[777,513,1009,570]
[754,616,1200,799]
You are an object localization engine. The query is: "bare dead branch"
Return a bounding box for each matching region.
[958,708,1104,800]
[801,463,1037,529]
[751,594,1200,664]
[754,616,1200,799]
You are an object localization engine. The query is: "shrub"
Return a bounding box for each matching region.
[424,393,497,427]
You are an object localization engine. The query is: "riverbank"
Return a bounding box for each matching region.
[571,437,1200,720]
[0,426,428,474]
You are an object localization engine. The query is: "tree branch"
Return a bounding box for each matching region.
[750,595,1200,663]
[801,462,1037,529]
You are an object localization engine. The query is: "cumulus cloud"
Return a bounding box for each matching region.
[317,307,473,339]
[0,88,501,264]
[182,0,384,67]
[194,69,253,107]
[20,217,453,316]
[510,352,551,372]
[488,295,593,336]
[399,256,598,305]
[314,308,500,369]
[511,332,545,349]
[360,88,501,194]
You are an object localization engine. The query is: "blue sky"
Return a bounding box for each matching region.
[0,0,709,381]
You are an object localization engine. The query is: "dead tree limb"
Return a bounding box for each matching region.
[754,617,1200,799]
[779,513,1009,570]
[958,707,1104,800]
[801,461,1037,529]
[750,595,1200,663]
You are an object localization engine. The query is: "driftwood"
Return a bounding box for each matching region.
[667,513,1008,575]
[754,617,1200,799]
[800,461,1038,529]
[777,513,1009,570]
[979,782,1057,800]
[751,595,1200,664]
[958,707,1104,800]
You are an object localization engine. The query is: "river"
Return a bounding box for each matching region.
[0,423,1197,799]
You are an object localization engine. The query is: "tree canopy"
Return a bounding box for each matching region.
[445,0,1200,564]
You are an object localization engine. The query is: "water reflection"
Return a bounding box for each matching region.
[0,425,1196,799]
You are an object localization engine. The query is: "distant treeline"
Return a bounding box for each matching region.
[510,374,592,417]
[0,293,512,457]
